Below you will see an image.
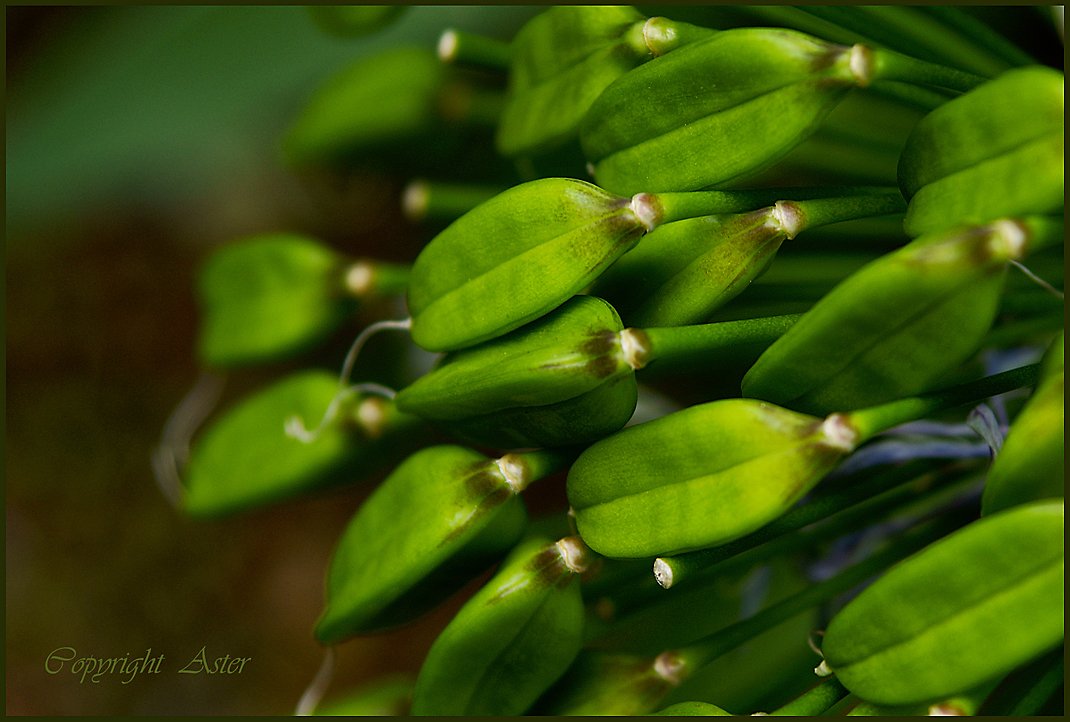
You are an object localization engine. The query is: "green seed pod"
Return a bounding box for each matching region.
[284,47,446,166]
[316,445,533,642]
[567,399,860,558]
[498,7,713,157]
[823,500,1064,706]
[184,371,423,517]
[581,29,868,194]
[652,701,732,716]
[407,178,651,352]
[197,234,396,368]
[410,535,591,715]
[981,371,1064,514]
[535,652,685,715]
[314,676,414,716]
[1038,331,1064,383]
[741,218,1039,415]
[899,67,1064,236]
[306,6,408,38]
[397,295,639,447]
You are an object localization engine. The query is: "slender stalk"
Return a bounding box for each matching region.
[437,29,511,71]
[769,676,849,715]
[652,186,899,225]
[867,80,950,112]
[673,511,965,673]
[640,314,801,372]
[507,447,578,492]
[654,460,976,590]
[788,192,905,232]
[847,364,1041,441]
[869,47,987,93]
[401,180,503,222]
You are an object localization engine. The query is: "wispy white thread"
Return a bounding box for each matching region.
[151,372,226,508]
[294,646,335,716]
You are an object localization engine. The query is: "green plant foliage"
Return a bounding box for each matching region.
[168,5,1064,716]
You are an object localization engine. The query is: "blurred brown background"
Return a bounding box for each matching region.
[5,6,538,715]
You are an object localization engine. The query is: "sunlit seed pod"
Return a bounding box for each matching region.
[407,178,651,352]
[315,445,531,642]
[823,500,1064,706]
[566,399,860,558]
[581,28,867,194]
[741,218,1043,415]
[898,66,1064,236]
[183,371,424,517]
[410,535,591,715]
[196,234,368,367]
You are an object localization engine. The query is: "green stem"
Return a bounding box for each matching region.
[402,180,504,222]
[437,29,511,71]
[640,314,801,371]
[655,459,975,590]
[510,447,576,491]
[674,512,964,672]
[866,80,950,112]
[342,260,410,298]
[652,186,903,226]
[789,191,906,234]
[438,83,505,127]
[753,253,877,286]
[847,364,1041,441]
[770,677,849,715]
[869,47,987,93]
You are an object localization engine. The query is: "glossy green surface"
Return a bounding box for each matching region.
[316,445,527,642]
[407,178,645,351]
[823,501,1064,705]
[899,67,1064,236]
[652,701,732,715]
[196,234,353,367]
[411,536,586,715]
[582,28,859,193]
[567,399,852,557]
[742,221,1021,414]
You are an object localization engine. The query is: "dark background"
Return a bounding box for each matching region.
[6,6,539,715]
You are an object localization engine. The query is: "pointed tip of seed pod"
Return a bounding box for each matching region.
[402,180,429,221]
[653,652,688,686]
[814,659,833,677]
[620,328,653,370]
[496,453,531,493]
[849,44,874,87]
[988,219,1029,261]
[642,17,678,56]
[556,536,594,574]
[820,413,861,453]
[345,261,376,296]
[771,201,806,240]
[437,29,459,63]
[630,193,662,232]
[653,558,674,589]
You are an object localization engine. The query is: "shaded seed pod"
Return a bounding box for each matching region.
[184,371,424,517]
[410,535,591,715]
[899,66,1064,236]
[498,7,713,157]
[741,218,1050,415]
[407,178,651,352]
[316,445,538,642]
[822,500,1064,706]
[980,366,1064,514]
[581,28,868,194]
[196,234,406,367]
[566,399,861,557]
[652,701,732,716]
[306,6,408,38]
[534,652,687,715]
[397,295,639,448]
[314,676,414,716]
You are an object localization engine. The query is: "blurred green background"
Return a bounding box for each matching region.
[6,6,540,715]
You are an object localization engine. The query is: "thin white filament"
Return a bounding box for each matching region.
[285,318,410,444]
[151,372,226,508]
[1010,260,1064,300]
[294,646,335,716]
